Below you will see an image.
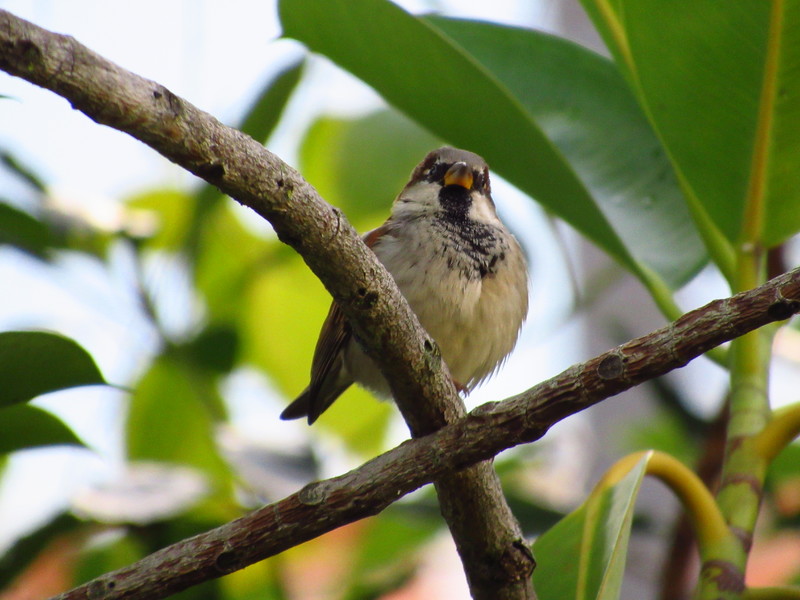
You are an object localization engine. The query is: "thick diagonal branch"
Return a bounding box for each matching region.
[0,9,533,598]
[47,267,800,600]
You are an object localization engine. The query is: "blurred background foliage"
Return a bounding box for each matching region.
[1,1,800,599]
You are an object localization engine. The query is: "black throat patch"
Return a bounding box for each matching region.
[435,186,509,280]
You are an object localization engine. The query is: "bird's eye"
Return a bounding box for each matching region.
[429,162,450,183]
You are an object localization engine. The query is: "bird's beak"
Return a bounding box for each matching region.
[443,162,473,189]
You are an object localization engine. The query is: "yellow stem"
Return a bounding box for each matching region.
[591,449,650,492]
[646,452,730,549]
[754,402,800,464]
[594,451,730,551]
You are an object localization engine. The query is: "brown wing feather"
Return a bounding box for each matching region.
[280,301,352,423]
[281,225,390,424]
[308,301,351,392]
[307,224,391,399]
[363,225,389,248]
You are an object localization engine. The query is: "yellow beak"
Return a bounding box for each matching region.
[443,162,473,189]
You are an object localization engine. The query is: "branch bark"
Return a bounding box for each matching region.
[0,9,533,598]
[46,266,800,600]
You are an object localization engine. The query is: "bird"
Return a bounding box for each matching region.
[280,146,529,424]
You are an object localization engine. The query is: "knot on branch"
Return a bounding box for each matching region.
[298,481,329,506]
[215,546,244,574]
[3,37,41,72]
[767,297,800,321]
[355,286,379,309]
[151,84,182,116]
[596,352,625,380]
[196,161,225,182]
[86,576,117,599]
[423,337,440,357]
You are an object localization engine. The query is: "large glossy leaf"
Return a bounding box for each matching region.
[533,455,648,600]
[582,0,800,249]
[279,0,706,289]
[279,0,628,269]
[426,16,706,288]
[0,331,106,407]
[0,404,87,454]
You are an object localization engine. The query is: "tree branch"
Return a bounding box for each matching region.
[46,266,800,600]
[0,9,533,598]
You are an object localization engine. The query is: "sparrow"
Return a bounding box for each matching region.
[281,146,529,424]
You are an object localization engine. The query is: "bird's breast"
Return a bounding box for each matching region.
[373,216,528,388]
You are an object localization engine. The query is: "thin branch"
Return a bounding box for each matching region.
[47,266,800,600]
[0,9,533,598]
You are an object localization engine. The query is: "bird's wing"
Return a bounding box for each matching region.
[301,224,393,422]
[308,224,390,392]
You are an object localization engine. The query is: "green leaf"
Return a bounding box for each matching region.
[194,201,277,324]
[221,559,291,600]
[0,331,106,407]
[0,404,87,454]
[351,507,438,575]
[239,57,306,144]
[582,0,800,249]
[1,150,47,193]
[278,0,624,263]
[126,188,195,250]
[502,486,569,536]
[623,407,700,469]
[240,257,325,396]
[279,0,705,290]
[181,324,240,374]
[533,455,649,600]
[0,202,59,258]
[765,441,800,492]
[300,110,440,228]
[339,506,439,599]
[126,355,230,482]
